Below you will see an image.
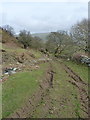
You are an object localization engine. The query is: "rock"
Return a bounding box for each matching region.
[16,62,20,65]
[67,58,70,61]
[49,110,53,114]
[35,65,39,69]
[1,49,6,52]
[17,57,24,63]
[13,68,17,71]
[30,54,35,58]
[0,78,2,82]
[31,60,37,65]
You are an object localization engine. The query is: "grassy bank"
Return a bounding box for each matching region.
[63,60,88,83]
[29,61,84,118]
[2,63,48,118]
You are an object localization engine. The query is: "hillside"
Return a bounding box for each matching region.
[1,29,89,119]
[1,29,44,70]
[1,29,17,44]
[32,33,50,42]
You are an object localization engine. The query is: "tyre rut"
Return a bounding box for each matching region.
[9,63,55,118]
[63,64,88,117]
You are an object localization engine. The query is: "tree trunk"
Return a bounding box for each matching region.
[24,45,27,49]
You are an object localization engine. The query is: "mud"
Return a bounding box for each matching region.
[64,64,89,118]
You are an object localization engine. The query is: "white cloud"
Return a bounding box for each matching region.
[1,0,89,3]
[1,2,88,33]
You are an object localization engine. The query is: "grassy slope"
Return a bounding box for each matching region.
[2,29,45,117]
[63,60,88,83]
[2,44,43,69]
[2,63,48,118]
[30,61,85,118]
[3,45,42,59]
[51,61,85,118]
[2,60,88,118]
[2,29,88,118]
[2,30,17,44]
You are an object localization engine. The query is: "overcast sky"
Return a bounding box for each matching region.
[1,2,88,33]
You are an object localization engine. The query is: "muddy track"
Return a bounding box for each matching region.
[5,60,89,118]
[63,64,89,117]
[9,63,55,118]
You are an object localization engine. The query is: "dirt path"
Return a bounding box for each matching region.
[8,60,89,118]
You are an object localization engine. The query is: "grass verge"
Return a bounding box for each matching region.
[2,63,48,118]
[63,60,88,83]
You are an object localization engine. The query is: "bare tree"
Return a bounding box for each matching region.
[3,25,15,35]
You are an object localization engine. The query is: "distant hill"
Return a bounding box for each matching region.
[32,33,50,42]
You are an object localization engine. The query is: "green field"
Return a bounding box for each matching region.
[63,60,88,83]
[2,63,48,118]
[31,61,81,118]
[2,60,88,118]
